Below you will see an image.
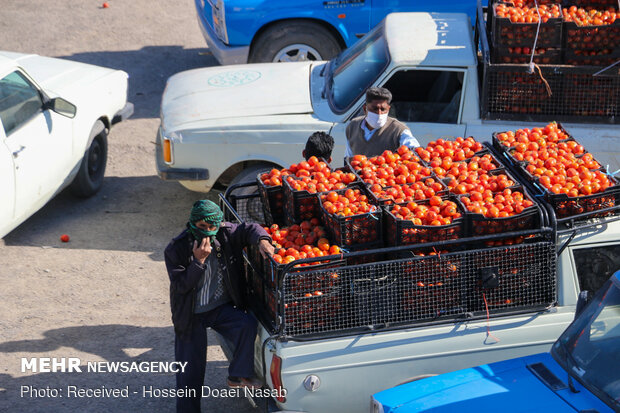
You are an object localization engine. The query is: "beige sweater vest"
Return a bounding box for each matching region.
[345,116,408,157]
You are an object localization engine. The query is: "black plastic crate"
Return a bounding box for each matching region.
[561,0,620,7]
[367,178,449,206]
[541,175,620,218]
[563,20,620,52]
[444,167,520,195]
[491,45,562,64]
[563,48,620,65]
[384,195,466,246]
[257,173,287,226]
[491,3,563,48]
[282,175,322,224]
[481,63,620,124]
[461,186,543,236]
[345,156,432,188]
[318,184,383,248]
[491,122,573,154]
[432,149,504,180]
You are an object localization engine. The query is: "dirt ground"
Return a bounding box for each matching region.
[0,1,257,412]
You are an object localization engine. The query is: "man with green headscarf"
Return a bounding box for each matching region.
[165,200,274,413]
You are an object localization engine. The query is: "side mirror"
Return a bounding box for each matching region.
[575,290,591,319]
[49,97,76,118]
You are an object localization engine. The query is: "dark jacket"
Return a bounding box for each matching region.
[164,221,269,340]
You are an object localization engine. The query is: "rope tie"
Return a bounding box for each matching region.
[528,0,542,71]
[483,293,501,344]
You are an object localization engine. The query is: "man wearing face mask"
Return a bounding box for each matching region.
[345,87,420,158]
[164,200,274,413]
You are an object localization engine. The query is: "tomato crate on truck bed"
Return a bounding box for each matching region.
[221,185,557,339]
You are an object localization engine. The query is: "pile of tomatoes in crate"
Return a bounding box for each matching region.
[494,3,562,23]
[389,197,462,225]
[320,187,375,216]
[495,121,618,217]
[368,178,446,205]
[348,145,431,187]
[264,220,341,266]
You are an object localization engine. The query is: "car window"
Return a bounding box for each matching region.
[382,69,463,124]
[573,244,620,295]
[0,71,43,136]
[329,27,389,113]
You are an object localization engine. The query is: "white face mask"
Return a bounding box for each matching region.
[365,110,388,129]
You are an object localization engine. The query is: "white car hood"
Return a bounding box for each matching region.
[161,62,313,131]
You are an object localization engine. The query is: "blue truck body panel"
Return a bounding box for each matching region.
[195,0,488,63]
[372,272,620,413]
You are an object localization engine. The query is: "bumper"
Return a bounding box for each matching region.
[112,102,134,124]
[195,0,249,65]
[155,128,209,181]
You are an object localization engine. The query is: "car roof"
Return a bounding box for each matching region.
[384,12,477,68]
[0,51,33,75]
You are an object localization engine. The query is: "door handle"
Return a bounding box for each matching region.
[12,145,25,158]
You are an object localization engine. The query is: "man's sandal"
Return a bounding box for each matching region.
[227,376,262,390]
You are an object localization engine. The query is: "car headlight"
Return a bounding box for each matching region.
[370,396,385,413]
[212,0,228,44]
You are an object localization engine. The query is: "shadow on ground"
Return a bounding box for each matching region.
[0,325,252,413]
[61,46,218,118]
[2,176,221,258]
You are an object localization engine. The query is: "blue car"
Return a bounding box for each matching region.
[195,0,488,64]
[371,271,620,413]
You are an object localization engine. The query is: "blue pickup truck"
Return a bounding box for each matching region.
[371,271,620,413]
[195,0,487,64]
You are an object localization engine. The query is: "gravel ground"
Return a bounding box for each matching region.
[0,1,257,412]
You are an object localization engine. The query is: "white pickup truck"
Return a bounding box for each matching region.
[155,10,619,193]
[218,177,620,413]
[157,9,620,413]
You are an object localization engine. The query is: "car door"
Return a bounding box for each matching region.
[0,70,72,219]
[0,125,15,235]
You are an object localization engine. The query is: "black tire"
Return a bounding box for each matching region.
[249,20,342,63]
[70,120,108,198]
[228,164,276,223]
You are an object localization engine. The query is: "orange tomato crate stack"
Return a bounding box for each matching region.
[346,146,432,188]
[367,177,449,206]
[281,157,358,225]
[318,183,383,250]
[491,2,563,48]
[258,168,289,226]
[258,220,344,288]
[493,121,620,218]
[562,5,620,66]
[384,195,466,246]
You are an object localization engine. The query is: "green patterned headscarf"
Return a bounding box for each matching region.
[187,200,224,242]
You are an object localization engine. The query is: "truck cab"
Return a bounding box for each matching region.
[157,11,619,193]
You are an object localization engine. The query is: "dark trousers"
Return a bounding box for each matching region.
[175,303,257,413]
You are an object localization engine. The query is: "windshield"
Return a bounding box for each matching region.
[552,277,620,410]
[327,24,390,113]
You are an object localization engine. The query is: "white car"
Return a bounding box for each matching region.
[0,51,133,238]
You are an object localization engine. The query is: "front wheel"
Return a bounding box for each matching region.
[249,21,342,63]
[70,120,108,198]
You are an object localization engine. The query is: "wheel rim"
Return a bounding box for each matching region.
[273,44,322,62]
[87,137,104,179]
